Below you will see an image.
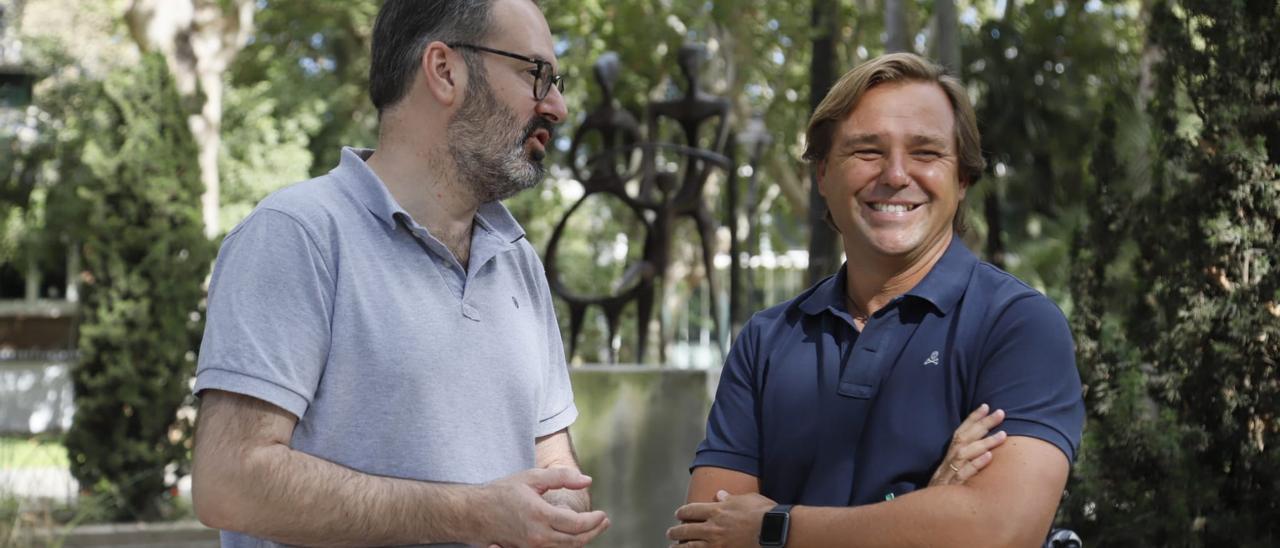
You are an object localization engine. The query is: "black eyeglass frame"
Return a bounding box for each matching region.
[447,43,564,101]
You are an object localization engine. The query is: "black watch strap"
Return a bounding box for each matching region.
[759,504,794,547]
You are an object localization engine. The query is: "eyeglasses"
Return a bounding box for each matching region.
[447,43,565,102]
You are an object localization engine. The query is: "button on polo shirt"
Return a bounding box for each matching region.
[391,209,515,322]
[692,237,1084,506]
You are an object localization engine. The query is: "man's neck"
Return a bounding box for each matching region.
[366,140,480,268]
[843,232,953,318]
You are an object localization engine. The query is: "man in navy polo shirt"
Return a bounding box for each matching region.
[668,52,1084,547]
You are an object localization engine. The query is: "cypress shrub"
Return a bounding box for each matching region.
[60,53,214,521]
[1067,1,1280,545]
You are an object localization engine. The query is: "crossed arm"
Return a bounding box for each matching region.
[671,435,1068,548]
[191,389,607,547]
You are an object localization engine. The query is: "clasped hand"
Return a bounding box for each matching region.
[666,489,775,548]
[481,467,609,548]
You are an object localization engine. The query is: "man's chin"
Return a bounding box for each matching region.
[849,229,922,258]
[487,171,544,202]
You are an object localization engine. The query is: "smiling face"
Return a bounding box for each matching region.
[818,80,966,262]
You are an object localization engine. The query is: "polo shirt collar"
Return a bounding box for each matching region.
[797,235,977,318]
[333,147,526,245]
[797,266,851,317]
[903,235,977,315]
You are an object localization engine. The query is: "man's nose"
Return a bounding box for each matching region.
[881,151,910,188]
[536,85,568,125]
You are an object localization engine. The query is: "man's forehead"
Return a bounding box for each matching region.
[488,0,557,60]
[838,86,953,133]
[837,130,951,144]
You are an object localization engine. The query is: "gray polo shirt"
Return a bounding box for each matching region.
[195,147,577,547]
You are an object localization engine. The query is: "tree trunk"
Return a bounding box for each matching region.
[767,153,810,220]
[124,0,254,237]
[807,0,841,285]
[932,0,961,72]
[984,185,1005,269]
[1137,0,1161,107]
[884,0,910,53]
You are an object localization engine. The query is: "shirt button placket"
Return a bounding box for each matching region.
[461,302,481,321]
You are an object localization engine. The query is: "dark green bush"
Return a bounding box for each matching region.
[59,53,214,521]
[1067,1,1280,545]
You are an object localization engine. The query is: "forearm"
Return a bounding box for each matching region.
[534,428,590,512]
[195,442,488,546]
[685,466,761,503]
[788,485,1041,548]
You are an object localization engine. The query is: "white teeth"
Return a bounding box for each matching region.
[870,203,915,213]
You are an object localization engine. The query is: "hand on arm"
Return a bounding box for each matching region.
[928,403,1007,486]
[671,490,777,548]
[192,390,607,547]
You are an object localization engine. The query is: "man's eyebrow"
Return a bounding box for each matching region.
[836,133,883,148]
[906,134,951,148]
[526,52,555,67]
[835,133,953,150]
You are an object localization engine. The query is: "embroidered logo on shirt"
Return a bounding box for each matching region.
[924,351,940,366]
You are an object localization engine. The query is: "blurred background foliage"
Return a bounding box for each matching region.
[0,0,1276,544]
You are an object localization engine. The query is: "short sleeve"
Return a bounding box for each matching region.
[194,208,335,419]
[975,295,1085,462]
[530,249,577,437]
[691,321,761,476]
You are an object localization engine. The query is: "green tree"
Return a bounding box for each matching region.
[124,0,255,237]
[1067,0,1280,544]
[219,1,378,229]
[58,53,215,521]
[964,0,1144,301]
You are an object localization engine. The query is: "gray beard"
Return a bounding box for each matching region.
[446,76,545,203]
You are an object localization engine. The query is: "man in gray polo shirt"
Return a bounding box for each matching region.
[189,1,609,546]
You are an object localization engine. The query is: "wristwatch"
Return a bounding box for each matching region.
[758,504,793,547]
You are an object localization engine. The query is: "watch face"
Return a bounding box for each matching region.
[760,512,787,542]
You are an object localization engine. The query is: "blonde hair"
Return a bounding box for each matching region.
[803,52,985,186]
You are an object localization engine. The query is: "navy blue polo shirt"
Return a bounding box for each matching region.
[692,237,1084,506]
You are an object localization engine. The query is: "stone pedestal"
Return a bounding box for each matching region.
[568,366,713,548]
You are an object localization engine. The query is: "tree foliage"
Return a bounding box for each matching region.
[963,0,1144,302]
[57,53,214,521]
[1067,0,1280,544]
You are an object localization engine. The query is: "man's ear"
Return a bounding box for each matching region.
[421,41,463,106]
[815,159,829,198]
